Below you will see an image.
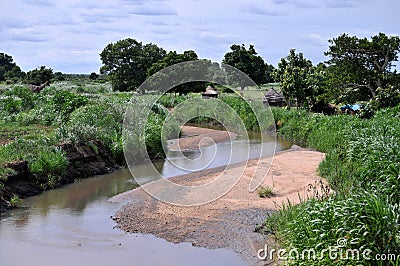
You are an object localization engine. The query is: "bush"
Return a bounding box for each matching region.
[4,86,35,110]
[51,90,88,121]
[267,192,399,265]
[258,186,274,198]
[0,135,68,187]
[261,105,400,265]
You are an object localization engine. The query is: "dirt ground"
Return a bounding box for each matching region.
[111,137,326,265]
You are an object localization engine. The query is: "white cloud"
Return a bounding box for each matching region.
[304,34,328,47]
[240,3,286,16]
[0,0,398,73]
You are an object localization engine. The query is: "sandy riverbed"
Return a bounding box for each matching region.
[111,127,326,265]
[167,126,238,151]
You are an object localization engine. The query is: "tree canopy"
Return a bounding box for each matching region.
[0,53,24,82]
[222,44,269,89]
[26,66,54,85]
[100,38,166,92]
[274,49,325,108]
[325,32,400,106]
[146,50,213,95]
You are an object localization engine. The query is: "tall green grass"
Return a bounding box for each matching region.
[0,84,178,192]
[260,106,400,265]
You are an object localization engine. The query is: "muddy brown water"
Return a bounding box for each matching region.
[0,134,291,266]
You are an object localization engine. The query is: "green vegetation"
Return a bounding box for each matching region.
[272,33,400,114]
[325,33,400,107]
[100,38,166,92]
[222,44,275,88]
[1,31,400,262]
[258,186,274,198]
[274,49,326,109]
[219,94,268,131]
[25,66,54,85]
[258,106,400,265]
[0,82,186,193]
[9,194,22,208]
[0,53,24,83]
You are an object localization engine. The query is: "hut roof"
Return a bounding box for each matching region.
[264,88,285,102]
[203,85,218,95]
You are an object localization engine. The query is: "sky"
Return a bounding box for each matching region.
[1,0,399,73]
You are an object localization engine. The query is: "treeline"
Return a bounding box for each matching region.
[0,54,105,86]
[96,32,400,114]
[2,32,400,113]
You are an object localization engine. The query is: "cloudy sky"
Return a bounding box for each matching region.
[1,0,399,73]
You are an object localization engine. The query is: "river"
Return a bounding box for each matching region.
[0,134,291,266]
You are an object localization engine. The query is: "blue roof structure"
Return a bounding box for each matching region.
[340,104,361,112]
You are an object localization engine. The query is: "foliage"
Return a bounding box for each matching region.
[0,135,68,186]
[53,71,65,81]
[219,94,267,131]
[58,95,175,162]
[274,49,326,109]
[325,32,400,106]
[222,44,269,88]
[267,193,399,265]
[9,194,23,208]
[258,186,274,198]
[100,38,166,92]
[262,106,400,265]
[156,94,191,108]
[89,72,99,80]
[26,66,54,85]
[3,86,35,110]
[0,53,24,82]
[51,90,88,121]
[146,50,208,95]
[59,101,125,161]
[29,147,68,180]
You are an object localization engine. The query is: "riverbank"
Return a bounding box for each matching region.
[0,141,117,212]
[111,148,325,265]
[0,126,238,213]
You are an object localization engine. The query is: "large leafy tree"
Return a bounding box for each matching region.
[0,52,24,82]
[274,49,322,108]
[325,33,400,105]
[147,50,210,95]
[100,38,166,92]
[222,44,268,90]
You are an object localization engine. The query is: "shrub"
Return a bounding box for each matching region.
[9,194,22,208]
[258,186,274,198]
[261,105,400,265]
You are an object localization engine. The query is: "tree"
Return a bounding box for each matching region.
[54,71,65,81]
[274,49,318,108]
[265,63,276,83]
[100,38,166,92]
[26,66,54,85]
[325,32,400,105]
[89,72,99,80]
[0,53,24,82]
[222,44,268,90]
[146,50,208,95]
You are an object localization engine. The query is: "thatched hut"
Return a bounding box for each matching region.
[201,85,218,99]
[263,88,286,107]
